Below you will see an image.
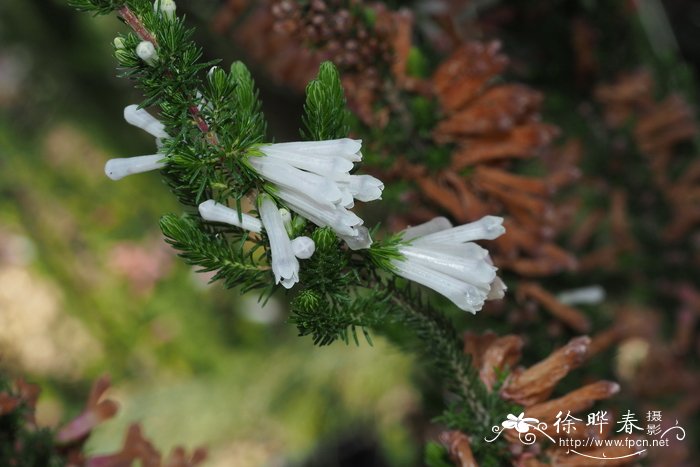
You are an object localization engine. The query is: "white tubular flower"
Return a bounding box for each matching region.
[123,105,169,140]
[104,106,170,181]
[249,138,383,250]
[136,41,158,66]
[198,200,262,233]
[557,285,605,306]
[154,0,176,19]
[198,199,315,285]
[392,215,507,313]
[259,195,300,289]
[105,154,165,181]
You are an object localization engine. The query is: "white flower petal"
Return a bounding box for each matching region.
[276,188,363,236]
[402,217,453,241]
[391,259,488,313]
[250,157,343,206]
[198,200,262,233]
[104,154,165,180]
[265,138,362,158]
[124,105,169,139]
[336,174,384,202]
[399,245,497,288]
[487,277,507,300]
[259,196,299,288]
[260,147,354,175]
[339,226,373,250]
[414,215,505,245]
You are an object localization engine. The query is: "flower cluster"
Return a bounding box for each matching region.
[105,104,386,288]
[392,216,506,313]
[249,139,383,249]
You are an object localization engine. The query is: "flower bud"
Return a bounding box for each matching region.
[154,0,176,20]
[136,41,158,66]
[113,37,125,49]
[291,236,315,259]
[105,155,165,181]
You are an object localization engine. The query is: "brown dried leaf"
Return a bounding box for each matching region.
[439,431,479,467]
[502,336,590,406]
[434,85,543,139]
[525,381,620,420]
[57,375,119,445]
[433,41,509,113]
[517,282,591,333]
[450,123,559,166]
[479,335,524,390]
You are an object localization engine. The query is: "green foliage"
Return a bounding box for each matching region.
[424,441,452,467]
[366,231,405,271]
[229,62,268,148]
[291,289,390,346]
[302,61,350,140]
[160,213,271,293]
[67,0,124,15]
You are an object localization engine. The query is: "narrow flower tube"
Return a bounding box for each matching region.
[249,138,382,249]
[556,285,606,305]
[123,105,168,139]
[413,215,505,245]
[391,216,506,313]
[259,195,299,289]
[105,154,165,180]
[198,200,262,233]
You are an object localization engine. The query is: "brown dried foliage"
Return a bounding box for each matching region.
[594,70,700,242]
[400,41,574,280]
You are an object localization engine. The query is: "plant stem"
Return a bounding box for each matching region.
[117,5,157,45]
[117,4,220,146]
[388,291,491,427]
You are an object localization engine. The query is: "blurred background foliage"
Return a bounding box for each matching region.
[2,0,700,466]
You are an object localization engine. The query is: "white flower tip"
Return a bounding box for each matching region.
[123,105,168,139]
[487,277,507,300]
[113,37,125,49]
[272,257,299,286]
[198,200,262,233]
[136,41,158,66]
[291,236,315,259]
[352,175,384,202]
[341,226,373,250]
[337,138,362,157]
[480,215,506,239]
[104,155,165,181]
